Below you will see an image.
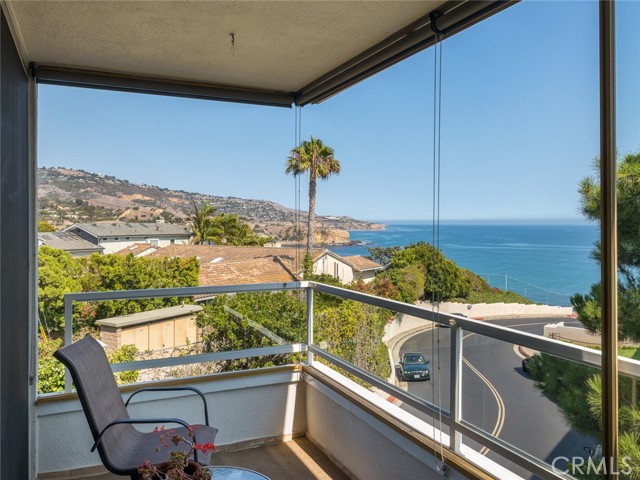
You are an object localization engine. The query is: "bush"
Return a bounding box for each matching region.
[388,242,470,300]
[387,265,425,304]
[109,344,139,384]
[38,337,66,394]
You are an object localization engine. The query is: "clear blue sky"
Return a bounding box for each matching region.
[37,1,639,223]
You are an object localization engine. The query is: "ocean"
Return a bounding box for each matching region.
[327,223,601,307]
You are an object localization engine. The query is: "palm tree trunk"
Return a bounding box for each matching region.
[307,160,317,257]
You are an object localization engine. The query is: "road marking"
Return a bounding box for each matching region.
[461,356,506,455]
[461,320,552,455]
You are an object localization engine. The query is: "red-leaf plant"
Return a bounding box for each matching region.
[137,425,215,480]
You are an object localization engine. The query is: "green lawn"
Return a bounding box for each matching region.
[618,347,640,361]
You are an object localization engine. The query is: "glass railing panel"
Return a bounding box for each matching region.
[616,369,640,480]
[311,290,396,387]
[459,332,600,480]
[38,286,307,394]
[309,288,450,426]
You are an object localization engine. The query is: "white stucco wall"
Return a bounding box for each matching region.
[37,362,525,479]
[36,369,305,475]
[355,270,377,283]
[99,237,189,254]
[314,254,354,284]
[305,363,523,480]
[427,301,574,318]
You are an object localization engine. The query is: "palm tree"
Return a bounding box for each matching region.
[210,213,241,245]
[285,136,341,260]
[188,200,217,244]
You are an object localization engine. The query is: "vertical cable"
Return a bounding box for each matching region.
[430,32,438,462]
[430,30,447,471]
[435,35,446,469]
[294,107,302,277]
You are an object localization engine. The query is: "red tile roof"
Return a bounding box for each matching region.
[146,244,321,265]
[199,258,297,286]
[141,244,321,287]
[342,255,384,272]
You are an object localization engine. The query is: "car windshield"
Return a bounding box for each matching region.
[403,354,427,364]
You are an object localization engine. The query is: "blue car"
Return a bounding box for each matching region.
[400,352,431,381]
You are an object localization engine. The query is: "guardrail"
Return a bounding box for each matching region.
[61,281,639,480]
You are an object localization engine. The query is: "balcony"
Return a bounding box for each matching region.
[35,282,638,479]
[0,1,625,479]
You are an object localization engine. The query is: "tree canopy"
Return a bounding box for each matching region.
[188,200,218,245]
[572,151,640,341]
[188,201,270,246]
[386,242,471,302]
[38,248,200,332]
[38,220,57,232]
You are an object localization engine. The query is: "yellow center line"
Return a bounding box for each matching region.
[460,320,551,455]
[462,357,506,455]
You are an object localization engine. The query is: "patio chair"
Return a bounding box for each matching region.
[54,334,218,479]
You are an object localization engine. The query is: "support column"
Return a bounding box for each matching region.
[0,7,32,480]
[599,1,618,477]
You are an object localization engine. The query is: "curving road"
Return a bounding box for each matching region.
[397,316,595,480]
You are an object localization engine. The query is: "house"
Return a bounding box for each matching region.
[313,250,384,283]
[62,221,192,254]
[117,244,383,286]
[38,231,104,257]
[0,2,620,480]
[342,255,386,283]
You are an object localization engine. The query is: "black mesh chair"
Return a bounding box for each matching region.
[54,335,218,479]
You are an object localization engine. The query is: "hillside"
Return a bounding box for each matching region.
[38,167,384,242]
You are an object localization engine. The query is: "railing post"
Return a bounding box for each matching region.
[600,0,618,476]
[64,294,73,393]
[449,321,463,451]
[306,286,314,365]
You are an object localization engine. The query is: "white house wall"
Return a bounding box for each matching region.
[314,254,354,284]
[355,270,377,283]
[99,237,189,254]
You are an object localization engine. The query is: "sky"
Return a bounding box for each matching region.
[37,1,640,223]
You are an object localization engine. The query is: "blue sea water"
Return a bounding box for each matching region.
[328,223,601,307]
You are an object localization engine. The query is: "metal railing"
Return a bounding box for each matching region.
[61,281,640,480]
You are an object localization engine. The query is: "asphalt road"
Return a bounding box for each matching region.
[397,316,596,480]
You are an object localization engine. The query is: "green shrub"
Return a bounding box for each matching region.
[109,344,139,384]
[388,242,470,300]
[38,337,66,394]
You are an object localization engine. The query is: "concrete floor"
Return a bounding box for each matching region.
[213,437,350,480]
[44,437,351,480]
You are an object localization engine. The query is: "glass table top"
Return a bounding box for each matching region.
[206,466,270,480]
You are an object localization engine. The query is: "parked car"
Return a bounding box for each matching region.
[399,352,431,381]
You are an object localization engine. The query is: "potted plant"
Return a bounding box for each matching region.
[137,426,215,480]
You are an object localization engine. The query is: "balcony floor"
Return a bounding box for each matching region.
[54,437,350,480]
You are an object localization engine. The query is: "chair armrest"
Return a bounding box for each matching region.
[91,417,190,452]
[125,386,209,426]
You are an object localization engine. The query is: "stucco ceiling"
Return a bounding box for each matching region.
[2,1,512,105]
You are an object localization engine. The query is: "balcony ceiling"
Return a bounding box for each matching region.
[3,1,514,105]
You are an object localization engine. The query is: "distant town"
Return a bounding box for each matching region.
[38,167,384,244]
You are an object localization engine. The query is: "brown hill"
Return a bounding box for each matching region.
[38,167,384,241]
